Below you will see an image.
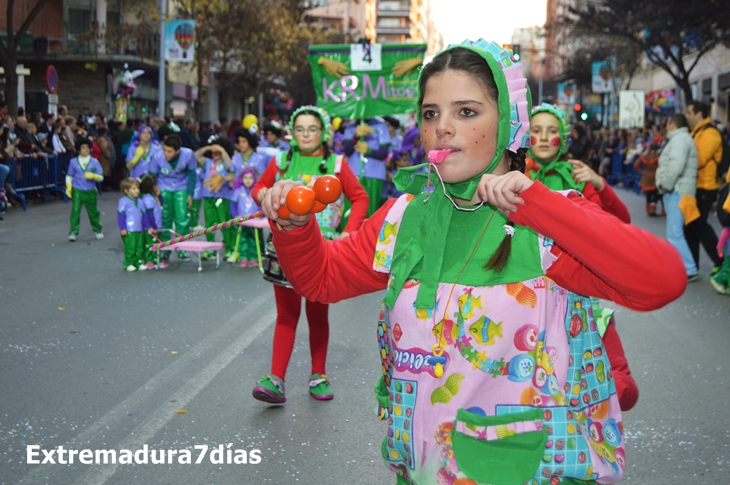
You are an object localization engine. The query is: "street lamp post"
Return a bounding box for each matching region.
[158,0,167,117]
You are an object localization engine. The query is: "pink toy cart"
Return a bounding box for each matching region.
[151,229,224,272]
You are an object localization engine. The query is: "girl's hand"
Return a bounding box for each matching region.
[120,230,128,236]
[569,159,605,191]
[262,180,311,231]
[477,171,534,214]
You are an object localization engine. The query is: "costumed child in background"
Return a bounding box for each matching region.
[125,124,161,179]
[343,116,391,216]
[262,122,290,152]
[66,137,104,242]
[527,103,631,223]
[261,40,686,484]
[188,165,204,231]
[384,149,412,200]
[229,167,262,267]
[385,116,404,153]
[117,177,147,272]
[401,125,425,165]
[331,132,344,155]
[139,174,163,270]
[251,105,369,404]
[194,135,237,259]
[149,131,198,263]
[634,142,663,217]
[232,127,269,178]
[710,169,730,294]
[528,103,638,411]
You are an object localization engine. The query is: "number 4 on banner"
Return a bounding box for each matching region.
[350,44,382,71]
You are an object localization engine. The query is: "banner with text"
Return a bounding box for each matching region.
[307,43,427,119]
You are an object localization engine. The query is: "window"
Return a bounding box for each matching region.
[377,17,404,28]
[379,1,409,11]
[68,8,91,36]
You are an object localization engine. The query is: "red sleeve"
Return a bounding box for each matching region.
[509,182,686,311]
[602,322,639,411]
[338,162,370,232]
[582,182,632,224]
[271,199,394,303]
[252,156,278,201]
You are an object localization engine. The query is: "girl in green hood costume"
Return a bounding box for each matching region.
[529,104,639,412]
[527,104,631,224]
[261,40,685,485]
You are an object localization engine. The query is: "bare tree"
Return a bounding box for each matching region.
[555,0,730,103]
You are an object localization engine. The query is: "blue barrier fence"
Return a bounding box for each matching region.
[7,153,100,211]
[606,151,642,194]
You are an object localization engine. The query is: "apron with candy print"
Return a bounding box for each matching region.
[372,194,626,485]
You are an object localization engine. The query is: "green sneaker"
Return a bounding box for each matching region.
[177,250,192,262]
[252,374,286,404]
[309,374,334,400]
[710,266,721,278]
[201,250,216,261]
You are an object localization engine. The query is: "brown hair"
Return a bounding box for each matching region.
[417,47,528,273]
[120,177,139,194]
[139,174,157,194]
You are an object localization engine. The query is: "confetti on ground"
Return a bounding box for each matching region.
[58,307,65,311]
[173,409,187,414]
[170,351,178,355]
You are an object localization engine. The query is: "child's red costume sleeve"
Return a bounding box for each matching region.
[252,156,278,201]
[271,200,395,303]
[602,322,639,411]
[581,181,631,224]
[338,162,369,233]
[273,182,685,312]
[510,182,686,311]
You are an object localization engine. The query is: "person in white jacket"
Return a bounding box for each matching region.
[656,114,699,280]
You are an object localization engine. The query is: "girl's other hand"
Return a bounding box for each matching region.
[569,159,605,191]
[262,180,311,231]
[477,171,533,214]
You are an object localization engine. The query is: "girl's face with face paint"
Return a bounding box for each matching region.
[242,173,254,188]
[420,69,506,184]
[529,112,561,162]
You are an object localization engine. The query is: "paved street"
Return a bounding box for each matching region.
[1,188,728,485]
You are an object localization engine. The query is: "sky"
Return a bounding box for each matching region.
[431,0,548,47]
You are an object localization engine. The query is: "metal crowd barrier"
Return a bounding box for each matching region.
[7,153,100,211]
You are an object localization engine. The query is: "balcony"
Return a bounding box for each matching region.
[375,27,411,35]
[65,23,160,61]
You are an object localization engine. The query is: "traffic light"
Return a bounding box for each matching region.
[580,113,588,121]
[512,45,521,61]
[573,103,582,112]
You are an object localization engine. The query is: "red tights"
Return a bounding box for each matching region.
[270,284,329,379]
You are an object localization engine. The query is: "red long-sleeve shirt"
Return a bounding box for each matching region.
[582,181,631,224]
[271,181,685,311]
[252,154,369,234]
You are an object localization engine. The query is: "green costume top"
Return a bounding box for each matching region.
[528,103,585,192]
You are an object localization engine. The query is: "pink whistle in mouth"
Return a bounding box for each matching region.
[428,150,451,164]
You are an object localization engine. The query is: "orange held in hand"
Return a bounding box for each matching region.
[312,200,327,213]
[313,175,342,204]
[276,204,291,219]
[286,186,317,215]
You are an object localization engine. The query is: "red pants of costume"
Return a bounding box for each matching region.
[270,284,329,379]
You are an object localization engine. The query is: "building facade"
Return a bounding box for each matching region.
[0,0,201,119]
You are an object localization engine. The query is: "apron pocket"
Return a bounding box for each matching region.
[452,408,546,485]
